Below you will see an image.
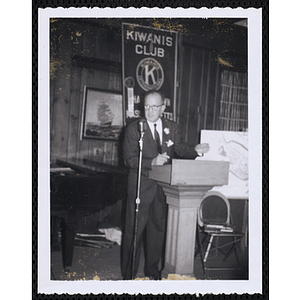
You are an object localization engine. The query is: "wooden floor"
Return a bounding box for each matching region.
[51,240,248,281]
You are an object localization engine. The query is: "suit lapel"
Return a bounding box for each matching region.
[161,118,168,143]
[161,118,174,158]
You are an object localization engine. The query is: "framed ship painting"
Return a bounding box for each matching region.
[81,86,124,140]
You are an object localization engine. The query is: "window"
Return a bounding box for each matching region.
[219,70,248,131]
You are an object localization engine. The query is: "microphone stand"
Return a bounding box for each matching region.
[132,123,145,279]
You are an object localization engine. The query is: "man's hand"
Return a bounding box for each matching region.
[152,152,170,166]
[195,143,210,156]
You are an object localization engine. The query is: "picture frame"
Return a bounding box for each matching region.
[81,86,124,140]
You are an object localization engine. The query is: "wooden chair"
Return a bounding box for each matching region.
[195,191,244,273]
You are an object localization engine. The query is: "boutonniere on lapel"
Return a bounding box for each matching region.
[164,127,170,135]
[166,139,174,147]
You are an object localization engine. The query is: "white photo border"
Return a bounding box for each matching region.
[38,6,263,295]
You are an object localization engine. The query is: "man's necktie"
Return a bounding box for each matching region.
[154,123,161,153]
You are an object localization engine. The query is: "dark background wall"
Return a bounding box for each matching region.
[50,18,247,165]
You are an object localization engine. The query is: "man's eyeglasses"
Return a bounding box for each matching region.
[144,104,163,111]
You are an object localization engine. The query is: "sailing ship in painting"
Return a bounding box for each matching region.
[85,103,122,139]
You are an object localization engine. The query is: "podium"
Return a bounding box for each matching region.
[149,159,229,277]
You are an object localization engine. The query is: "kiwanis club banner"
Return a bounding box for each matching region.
[122,23,178,123]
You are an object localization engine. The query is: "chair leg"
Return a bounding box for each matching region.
[199,233,206,274]
[204,235,214,262]
[215,236,219,257]
[223,243,236,262]
[201,232,208,245]
[195,228,206,274]
[223,236,240,265]
[195,226,201,257]
[233,237,240,264]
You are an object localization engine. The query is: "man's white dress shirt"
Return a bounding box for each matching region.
[147,118,163,145]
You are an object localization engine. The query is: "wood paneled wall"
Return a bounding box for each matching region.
[50,19,122,165]
[177,43,222,146]
[50,19,246,165]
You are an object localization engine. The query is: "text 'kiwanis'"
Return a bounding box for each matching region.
[126,30,173,58]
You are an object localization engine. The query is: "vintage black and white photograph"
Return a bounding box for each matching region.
[38,7,262,295]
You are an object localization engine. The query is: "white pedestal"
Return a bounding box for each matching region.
[159,184,213,278]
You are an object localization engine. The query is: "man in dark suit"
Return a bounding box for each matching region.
[121,91,209,280]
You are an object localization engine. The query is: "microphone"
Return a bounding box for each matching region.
[139,118,147,133]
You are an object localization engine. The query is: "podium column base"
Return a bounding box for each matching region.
[162,263,195,280]
[158,184,213,278]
